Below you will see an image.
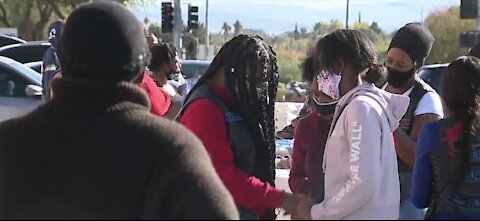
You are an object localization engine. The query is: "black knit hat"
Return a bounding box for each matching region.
[388,22,434,68]
[57,1,151,82]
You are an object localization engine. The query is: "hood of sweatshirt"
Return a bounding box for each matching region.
[332,83,409,134]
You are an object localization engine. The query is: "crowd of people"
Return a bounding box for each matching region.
[0,1,479,220]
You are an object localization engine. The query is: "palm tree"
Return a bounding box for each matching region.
[233,20,243,36]
[221,22,231,41]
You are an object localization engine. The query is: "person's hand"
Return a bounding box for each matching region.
[295,195,314,220]
[290,192,308,219]
[281,192,298,215]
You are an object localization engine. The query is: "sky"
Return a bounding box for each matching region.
[131,0,460,35]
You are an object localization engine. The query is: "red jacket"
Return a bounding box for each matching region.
[289,111,331,201]
[139,74,171,116]
[180,84,284,216]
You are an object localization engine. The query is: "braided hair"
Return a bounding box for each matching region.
[186,34,279,186]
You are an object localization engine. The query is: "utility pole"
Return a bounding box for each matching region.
[173,0,182,51]
[346,0,350,29]
[205,0,209,60]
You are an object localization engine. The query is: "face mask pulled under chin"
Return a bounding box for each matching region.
[312,95,338,117]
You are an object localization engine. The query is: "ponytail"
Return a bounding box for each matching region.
[363,63,387,87]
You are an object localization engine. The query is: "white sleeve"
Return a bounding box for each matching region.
[414,92,443,118]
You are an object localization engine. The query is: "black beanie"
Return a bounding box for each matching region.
[388,22,434,68]
[58,1,151,82]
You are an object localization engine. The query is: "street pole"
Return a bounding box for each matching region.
[173,0,182,52]
[346,0,350,29]
[205,0,209,60]
[421,7,424,23]
[477,0,480,31]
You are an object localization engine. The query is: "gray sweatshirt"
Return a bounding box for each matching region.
[311,83,409,220]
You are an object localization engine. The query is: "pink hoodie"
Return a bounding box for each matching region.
[311,83,409,220]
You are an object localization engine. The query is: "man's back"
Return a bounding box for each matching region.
[0,78,238,219]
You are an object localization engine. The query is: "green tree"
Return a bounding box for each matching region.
[277,50,302,83]
[242,28,273,43]
[370,22,382,34]
[328,19,344,32]
[425,6,475,64]
[0,0,142,41]
[353,21,370,30]
[233,20,243,36]
[312,19,344,37]
[190,22,206,44]
[313,21,329,36]
[148,22,161,39]
[143,17,149,26]
[299,27,308,38]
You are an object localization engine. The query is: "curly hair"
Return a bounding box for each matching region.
[148,42,178,72]
[316,29,386,85]
[442,56,480,187]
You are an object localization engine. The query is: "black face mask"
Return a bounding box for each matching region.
[387,67,415,88]
[312,96,337,117]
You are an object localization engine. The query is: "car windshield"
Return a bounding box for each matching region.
[418,66,447,94]
[8,61,42,85]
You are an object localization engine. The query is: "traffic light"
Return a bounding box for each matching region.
[461,0,478,19]
[459,31,480,47]
[188,5,199,31]
[162,2,174,33]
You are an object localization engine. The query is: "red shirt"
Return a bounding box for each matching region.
[289,111,331,201]
[180,84,284,216]
[139,74,171,116]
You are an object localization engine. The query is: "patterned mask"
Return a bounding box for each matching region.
[318,70,342,100]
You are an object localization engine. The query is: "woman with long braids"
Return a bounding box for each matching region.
[178,34,296,220]
[411,56,480,219]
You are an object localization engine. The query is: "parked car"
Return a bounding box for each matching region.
[181,60,210,79]
[0,56,43,122]
[0,41,50,64]
[25,61,42,73]
[418,63,448,94]
[0,34,26,48]
[25,59,211,78]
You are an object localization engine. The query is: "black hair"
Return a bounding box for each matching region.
[442,56,480,188]
[148,42,178,72]
[316,29,386,85]
[301,37,322,83]
[301,57,315,83]
[186,34,279,186]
